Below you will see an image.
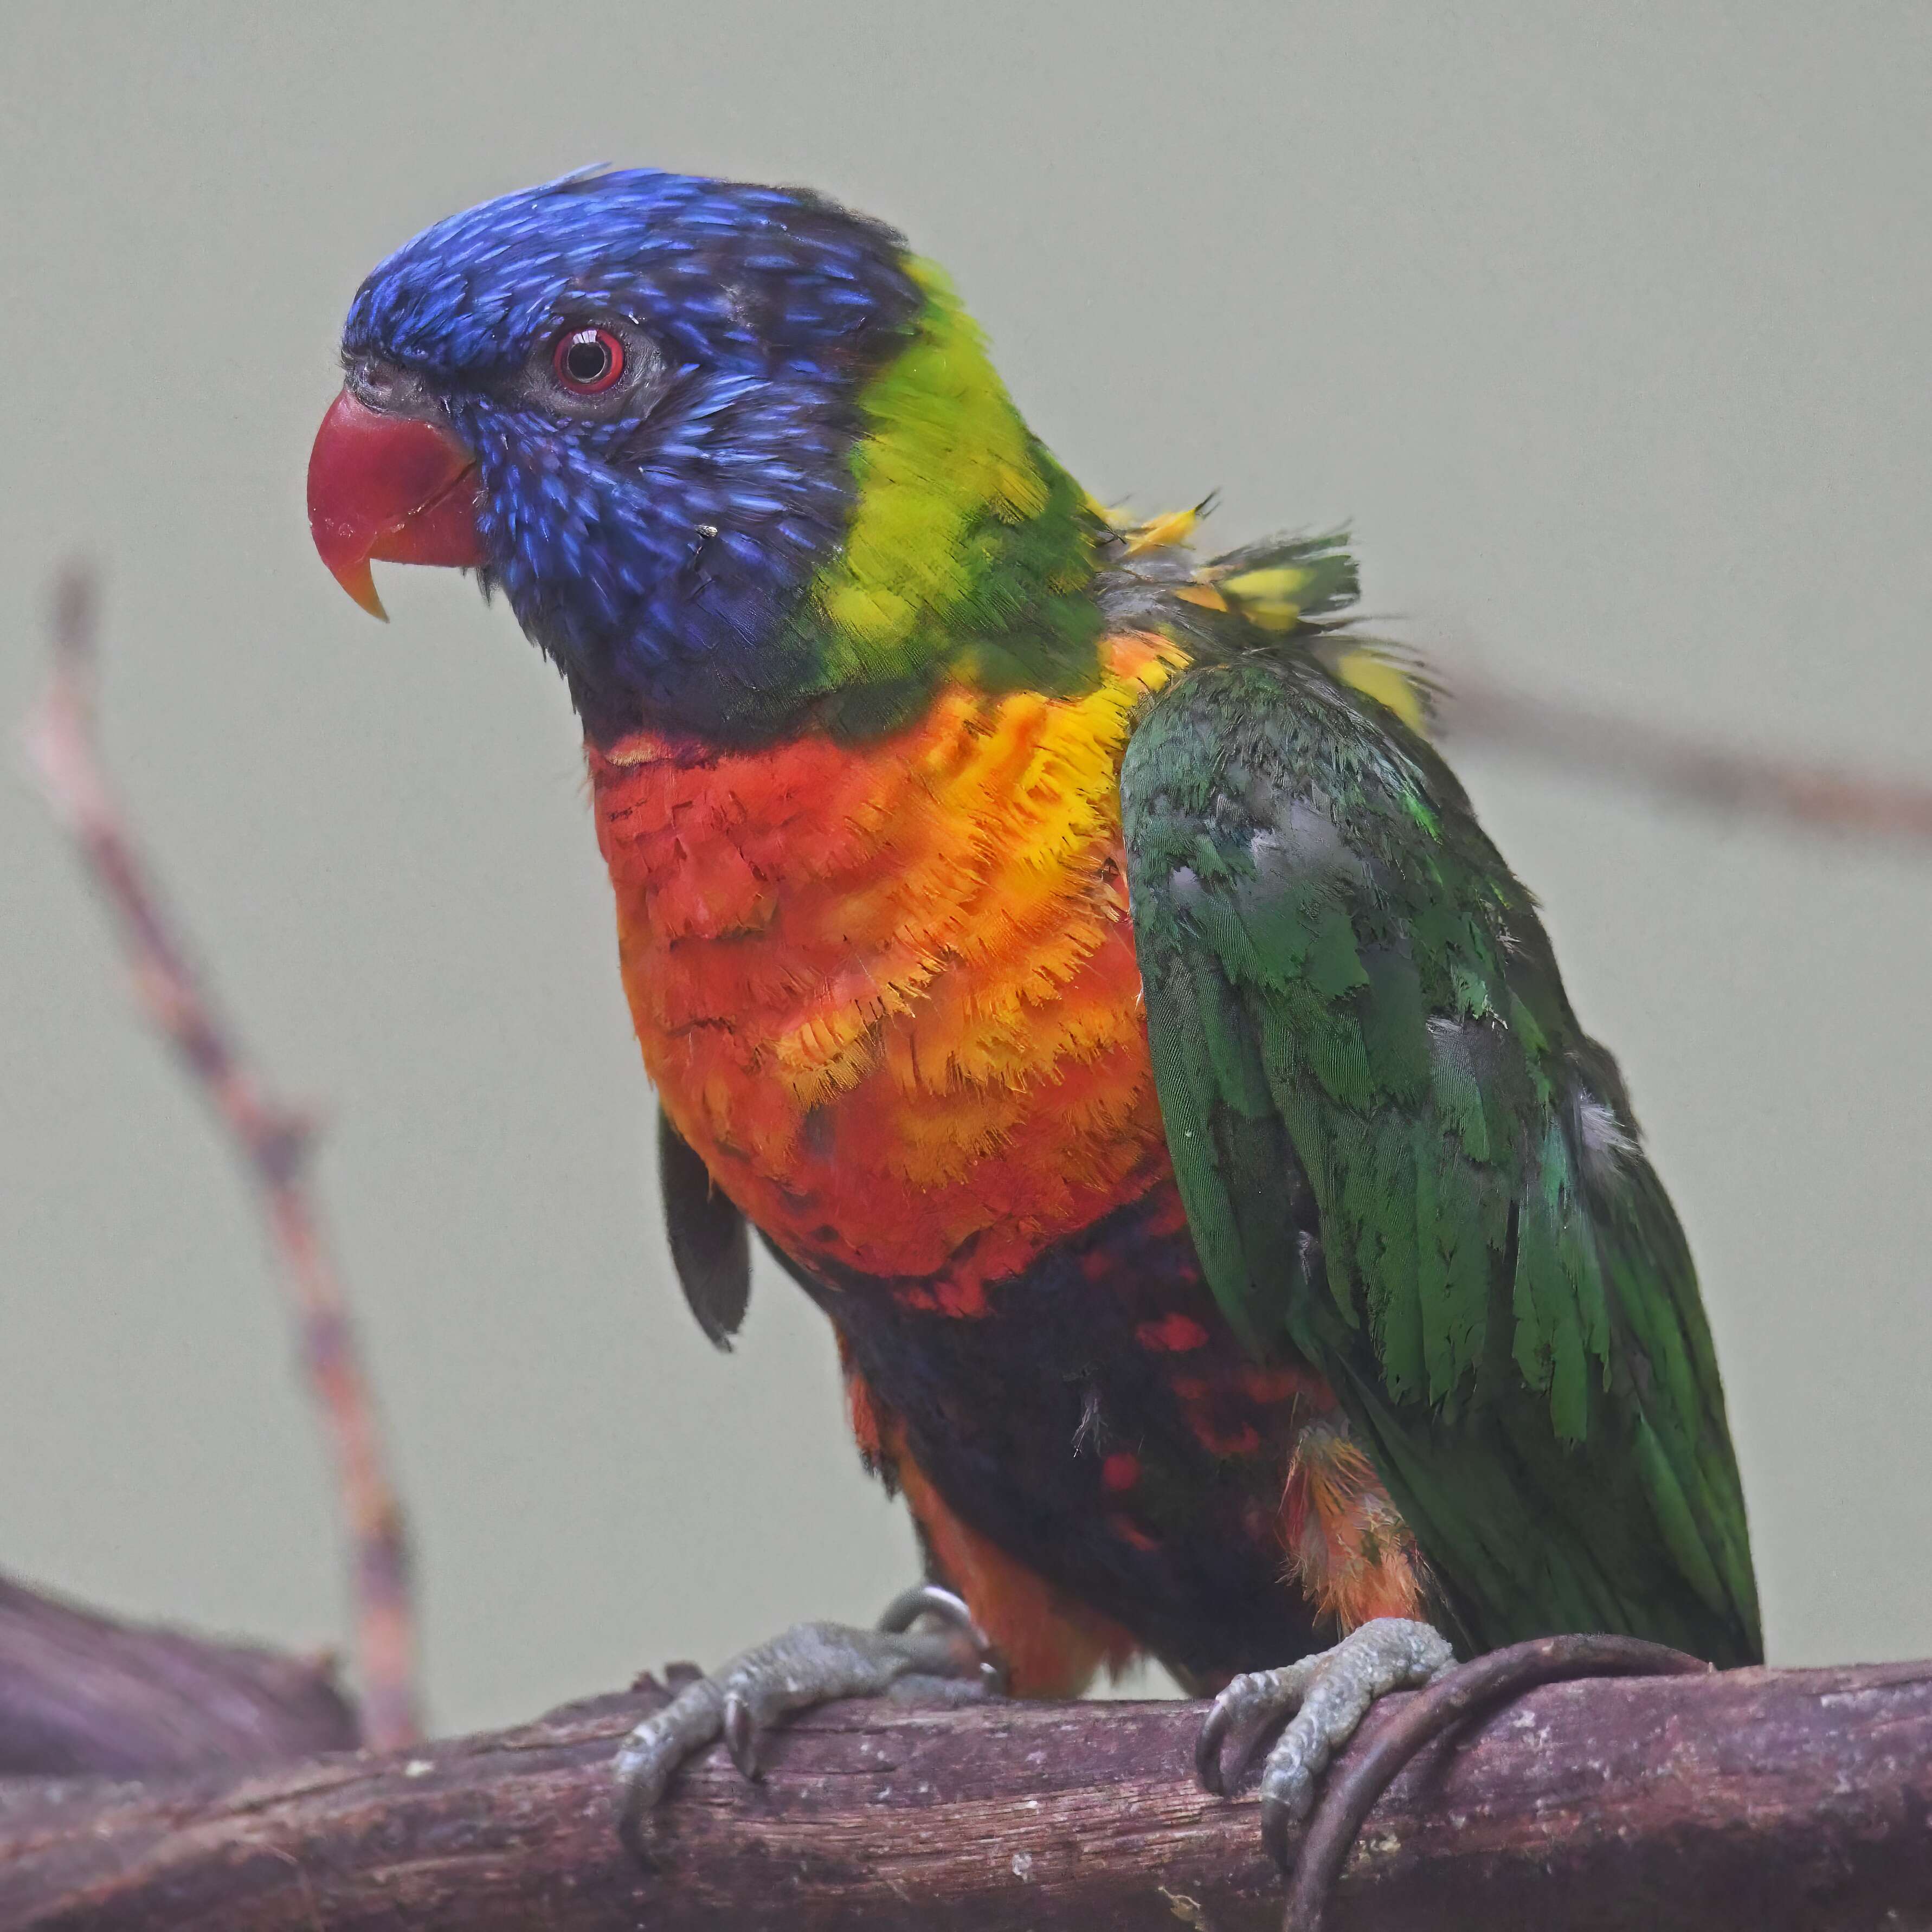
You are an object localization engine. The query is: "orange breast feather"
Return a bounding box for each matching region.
[589,633,1188,1309]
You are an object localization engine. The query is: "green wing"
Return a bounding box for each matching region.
[1121,649,1761,1664]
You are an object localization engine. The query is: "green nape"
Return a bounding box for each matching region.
[797,259,1109,739]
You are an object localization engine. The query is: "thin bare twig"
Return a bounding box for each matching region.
[1438,668,1932,848]
[20,568,418,1750]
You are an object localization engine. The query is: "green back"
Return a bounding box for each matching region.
[1120,607,1761,1664]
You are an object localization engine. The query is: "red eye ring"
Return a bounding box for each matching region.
[552,326,626,395]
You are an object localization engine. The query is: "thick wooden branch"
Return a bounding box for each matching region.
[0,1573,357,1778]
[2,1660,1926,1931]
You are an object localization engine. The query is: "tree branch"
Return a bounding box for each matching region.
[1437,667,1932,848]
[1,1660,1925,1931]
[18,570,419,1750]
[0,1573,357,1778]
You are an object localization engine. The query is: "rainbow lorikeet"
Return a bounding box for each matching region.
[307,169,1760,1853]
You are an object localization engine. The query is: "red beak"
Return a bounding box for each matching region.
[307,389,487,619]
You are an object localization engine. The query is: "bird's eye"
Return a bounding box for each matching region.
[552,326,627,395]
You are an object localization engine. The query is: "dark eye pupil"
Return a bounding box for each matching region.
[565,338,610,384]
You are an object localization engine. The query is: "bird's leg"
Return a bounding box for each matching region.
[1195,1617,1456,1869]
[614,1583,1003,1863]
[1276,1633,1711,1930]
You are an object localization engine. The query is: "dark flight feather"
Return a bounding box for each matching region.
[658,1105,751,1349]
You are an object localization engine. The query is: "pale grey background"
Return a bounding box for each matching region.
[3,2,1928,1735]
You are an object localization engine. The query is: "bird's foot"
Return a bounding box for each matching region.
[1202,1626,1712,1932]
[1195,1617,1456,1869]
[614,1583,1002,1863]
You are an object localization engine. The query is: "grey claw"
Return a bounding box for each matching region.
[613,1590,1006,1868]
[613,1672,728,1868]
[616,1784,655,1869]
[1195,1663,1307,1799]
[879,1581,1008,1694]
[723,1690,760,1780]
[1195,1695,1234,1795]
[877,1582,974,1634]
[1193,1621,1457,1870]
[1261,1789,1294,1872]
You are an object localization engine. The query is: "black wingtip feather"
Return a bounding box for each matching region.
[657,1107,750,1349]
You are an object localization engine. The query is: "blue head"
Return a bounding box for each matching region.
[321,169,922,741]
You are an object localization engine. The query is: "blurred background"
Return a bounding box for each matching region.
[3,2,1928,1736]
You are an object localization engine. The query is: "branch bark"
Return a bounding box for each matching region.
[2,1660,1926,1931]
[0,1573,357,1778]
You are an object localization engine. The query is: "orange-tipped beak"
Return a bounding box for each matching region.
[307,389,487,619]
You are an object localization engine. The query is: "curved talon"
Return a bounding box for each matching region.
[878,1581,1008,1693]
[877,1582,974,1635]
[1196,1661,1318,1799]
[613,1587,1005,1870]
[1259,1678,1347,1867]
[616,1787,653,1869]
[613,1671,731,1867]
[723,1690,760,1780]
[1261,1784,1297,1874]
[1195,1693,1235,1796]
[1281,1633,1711,1932]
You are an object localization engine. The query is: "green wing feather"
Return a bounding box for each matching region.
[1121,632,1761,1664]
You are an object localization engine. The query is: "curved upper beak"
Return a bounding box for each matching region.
[307,389,487,619]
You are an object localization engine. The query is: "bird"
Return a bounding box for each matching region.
[307,166,1761,1862]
